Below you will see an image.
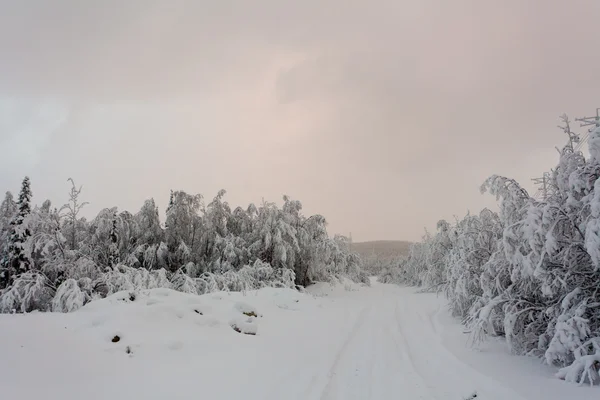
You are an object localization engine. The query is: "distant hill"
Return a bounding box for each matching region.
[350,240,412,260]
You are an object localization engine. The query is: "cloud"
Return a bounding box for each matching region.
[0,98,68,169]
[0,0,599,241]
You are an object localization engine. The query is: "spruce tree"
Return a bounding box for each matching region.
[0,191,17,267]
[2,177,33,287]
[164,190,174,232]
[167,190,174,212]
[108,209,120,267]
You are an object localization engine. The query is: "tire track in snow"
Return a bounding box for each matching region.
[265,304,373,400]
[318,305,372,400]
[383,321,436,400]
[318,289,437,400]
[263,304,370,400]
[393,296,532,400]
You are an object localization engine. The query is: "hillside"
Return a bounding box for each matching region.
[351,240,411,260]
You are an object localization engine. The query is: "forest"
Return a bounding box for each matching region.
[0,182,368,314]
[381,115,600,385]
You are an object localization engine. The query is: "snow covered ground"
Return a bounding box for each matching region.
[0,279,597,400]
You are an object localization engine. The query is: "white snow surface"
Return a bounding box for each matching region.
[0,278,596,400]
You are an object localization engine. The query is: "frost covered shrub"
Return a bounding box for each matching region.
[238,260,275,287]
[378,261,403,284]
[52,278,90,312]
[390,241,429,287]
[103,265,172,294]
[218,270,247,292]
[344,254,371,286]
[545,288,600,385]
[556,353,600,385]
[196,272,219,294]
[0,272,53,313]
[444,210,500,320]
[67,258,102,281]
[272,267,296,288]
[171,271,198,294]
[192,261,295,293]
[236,260,295,289]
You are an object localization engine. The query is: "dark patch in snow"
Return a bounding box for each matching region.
[111,335,121,343]
[230,323,256,335]
[194,309,203,315]
[125,346,132,355]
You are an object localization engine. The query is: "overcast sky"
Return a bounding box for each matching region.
[0,0,599,242]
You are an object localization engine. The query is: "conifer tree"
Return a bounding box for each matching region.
[2,177,33,287]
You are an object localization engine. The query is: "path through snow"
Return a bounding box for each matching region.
[0,281,596,400]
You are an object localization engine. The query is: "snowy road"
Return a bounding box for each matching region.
[1,281,595,400]
[267,283,528,400]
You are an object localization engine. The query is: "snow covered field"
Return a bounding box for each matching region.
[0,279,596,400]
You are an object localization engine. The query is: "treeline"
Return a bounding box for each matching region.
[0,181,368,313]
[384,116,600,385]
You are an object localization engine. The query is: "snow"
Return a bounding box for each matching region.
[0,279,597,400]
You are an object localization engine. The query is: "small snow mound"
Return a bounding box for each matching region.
[234,301,260,317]
[271,290,302,311]
[230,316,258,335]
[116,291,138,303]
[305,282,335,297]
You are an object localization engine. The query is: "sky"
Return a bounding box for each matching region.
[1,0,599,242]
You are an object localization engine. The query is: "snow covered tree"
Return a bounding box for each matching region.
[247,198,298,274]
[27,200,68,286]
[132,199,167,269]
[444,209,501,320]
[0,191,17,269]
[88,207,124,269]
[198,190,233,272]
[164,190,203,270]
[109,210,120,267]
[135,199,163,246]
[294,212,328,286]
[1,177,33,287]
[60,178,88,251]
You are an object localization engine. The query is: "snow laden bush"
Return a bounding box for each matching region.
[171,271,198,294]
[378,259,404,284]
[385,118,600,385]
[0,272,53,313]
[52,278,91,312]
[237,260,296,289]
[192,261,296,294]
[103,265,172,294]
